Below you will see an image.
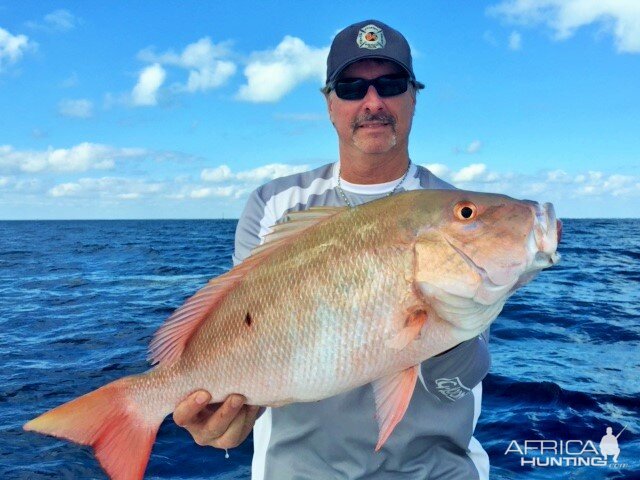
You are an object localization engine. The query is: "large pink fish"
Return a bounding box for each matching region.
[25,189,561,479]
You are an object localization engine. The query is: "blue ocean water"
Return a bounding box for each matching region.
[1,219,638,479]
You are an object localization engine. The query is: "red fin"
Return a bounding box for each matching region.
[372,365,419,451]
[149,205,345,367]
[24,376,163,480]
[386,309,428,350]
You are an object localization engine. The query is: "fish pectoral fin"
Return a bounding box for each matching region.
[372,365,419,451]
[385,309,428,350]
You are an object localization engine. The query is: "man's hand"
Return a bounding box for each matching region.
[173,391,262,449]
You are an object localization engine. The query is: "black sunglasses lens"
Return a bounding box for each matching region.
[334,75,409,100]
[375,76,409,97]
[334,79,368,100]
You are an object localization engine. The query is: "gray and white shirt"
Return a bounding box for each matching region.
[233,161,490,480]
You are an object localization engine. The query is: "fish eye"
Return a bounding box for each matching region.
[454,201,477,220]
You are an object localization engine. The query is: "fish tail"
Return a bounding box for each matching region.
[24,375,163,480]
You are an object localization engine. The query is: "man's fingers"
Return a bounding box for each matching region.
[239,405,262,441]
[210,404,255,449]
[200,394,246,441]
[173,390,211,427]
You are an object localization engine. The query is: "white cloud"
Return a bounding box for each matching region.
[425,163,451,178]
[131,63,166,106]
[454,140,483,155]
[488,0,640,53]
[137,37,236,94]
[237,36,329,103]
[189,186,236,199]
[467,140,483,154]
[509,31,522,50]
[60,72,79,88]
[546,169,572,183]
[58,99,93,118]
[453,163,489,183]
[49,177,164,198]
[0,143,148,173]
[49,182,82,197]
[200,163,310,185]
[421,161,640,199]
[201,165,233,182]
[237,163,311,182]
[44,10,80,31]
[0,27,35,71]
[26,10,80,32]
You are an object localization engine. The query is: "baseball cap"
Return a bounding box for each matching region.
[325,20,424,89]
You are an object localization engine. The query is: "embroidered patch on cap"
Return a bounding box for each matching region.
[357,24,386,50]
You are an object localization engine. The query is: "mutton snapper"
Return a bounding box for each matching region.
[25,189,561,480]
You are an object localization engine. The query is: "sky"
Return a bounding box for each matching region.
[1,1,639,219]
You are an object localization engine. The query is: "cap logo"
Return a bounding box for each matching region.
[357,24,386,50]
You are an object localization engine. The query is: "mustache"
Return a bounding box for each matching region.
[351,113,396,129]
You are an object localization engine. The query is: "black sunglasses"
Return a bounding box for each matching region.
[331,74,412,100]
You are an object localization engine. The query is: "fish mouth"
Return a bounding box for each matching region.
[529,202,561,269]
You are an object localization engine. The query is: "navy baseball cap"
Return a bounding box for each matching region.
[325,20,424,89]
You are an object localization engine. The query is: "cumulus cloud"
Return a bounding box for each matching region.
[58,99,93,118]
[237,163,311,182]
[509,31,522,50]
[201,165,233,182]
[49,177,164,198]
[453,163,489,183]
[60,72,79,88]
[488,0,640,53]
[189,186,236,199]
[0,27,36,71]
[131,63,166,106]
[455,140,483,154]
[237,36,329,103]
[574,171,638,196]
[0,143,147,173]
[137,37,236,94]
[421,161,640,199]
[44,10,80,31]
[201,163,311,184]
[27,9,80,32]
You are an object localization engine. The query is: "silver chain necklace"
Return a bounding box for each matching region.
[336,160,412,208]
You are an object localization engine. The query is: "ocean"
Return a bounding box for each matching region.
[1,219,638,479]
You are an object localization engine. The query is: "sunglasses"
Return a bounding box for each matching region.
[331,74,412,100]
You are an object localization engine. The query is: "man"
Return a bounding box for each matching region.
[174,20,491,479]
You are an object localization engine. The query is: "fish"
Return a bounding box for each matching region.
[24,189,561,480]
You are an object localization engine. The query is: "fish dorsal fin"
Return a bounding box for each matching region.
[148,205,345,367]
[148,267,249,367]
[250,206,345,256]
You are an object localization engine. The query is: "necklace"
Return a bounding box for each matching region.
[336,160,412,208]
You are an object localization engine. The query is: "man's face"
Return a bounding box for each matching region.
[326,59,416,156]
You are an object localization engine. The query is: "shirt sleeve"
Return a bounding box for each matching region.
[233,188,269,266]
[419,329,491,403]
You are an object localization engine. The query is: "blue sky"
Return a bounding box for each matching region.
[1,1,638,219]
